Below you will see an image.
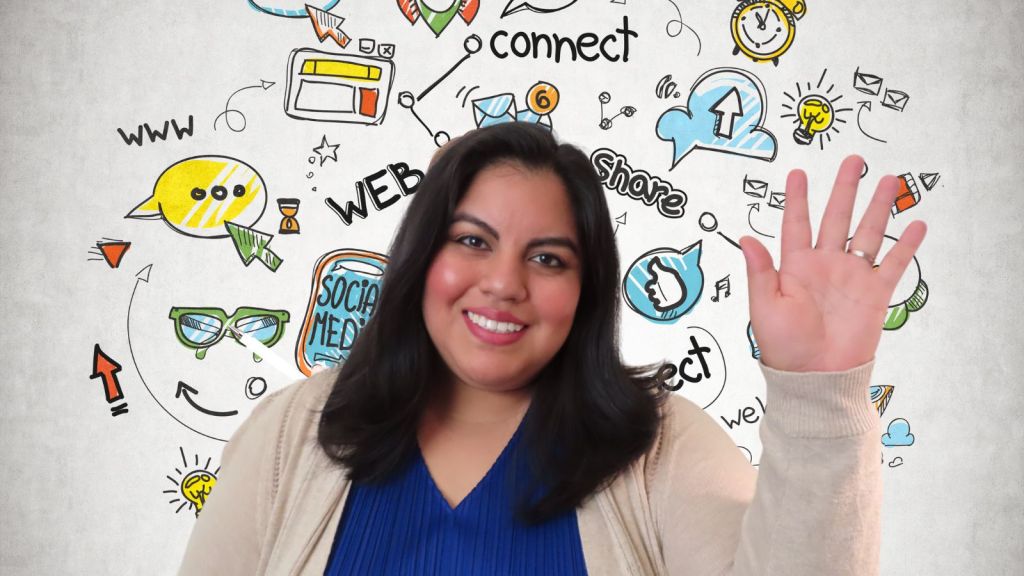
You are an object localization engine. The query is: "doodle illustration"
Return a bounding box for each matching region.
[623,241,704,323]
[284,48,395,125]
[472,81,559,130]
[88,238,131,269]
[612,212,627,235]
[244,376,268,400]
[169,306,290,362]
[176,381,239,418]
[656,68,777,168]
[697,211,743,250]
[213,80,275,133]
[126,156,267,239]
[397,0,479,37]
[730,0,806,66]
[90,344,128,417]
[399,35,483,146]
[746,203,774,238]
[747,320,760,359]
[853,67,883,96]
[918,172,940,191]
[891,173,922,216]
[855,100,887,143]
[164,448,219,517]
[117,115,194,147]
[881,88,909,112]
[277,198,300,234]
[591,148,687,219]
[659,326,727,409]
[781,69,852,149]
[870,385,894,417]
[296,250,389,375]
[655,74,680,99]
[663,0,701,55]
[247,0,340,17]
[501,0,577,17]
[224,221,284,271]
[312,135,340,166]
[306,4,351,47]
[597,91,636,130]
[882,418,915,447]
[325,162,424,226]
[710,275,732,302]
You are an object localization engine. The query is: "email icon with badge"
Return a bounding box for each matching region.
[853,67,884,96]
[473,94,517,128]
[881,89,909,112]
[743,176,768,198]
[768,191,785,210]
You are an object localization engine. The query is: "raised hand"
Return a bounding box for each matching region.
[739,156,927,373]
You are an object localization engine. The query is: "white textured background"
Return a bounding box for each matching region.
[1,0,1021,573]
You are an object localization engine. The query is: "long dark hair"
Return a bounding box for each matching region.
[318,123,668,524]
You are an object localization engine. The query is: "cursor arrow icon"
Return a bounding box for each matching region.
[91,344,125,403]
[710,87,743,139]
[224,221,283,272]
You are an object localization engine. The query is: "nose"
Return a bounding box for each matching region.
[479,252,528,302]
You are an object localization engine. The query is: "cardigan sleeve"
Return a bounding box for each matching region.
[651,359,882,576]
[176,380,305,576]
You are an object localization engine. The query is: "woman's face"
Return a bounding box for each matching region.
[422,162,582,395]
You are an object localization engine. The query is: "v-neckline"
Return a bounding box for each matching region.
[416,414,527,513]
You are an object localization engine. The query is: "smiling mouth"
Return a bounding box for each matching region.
[465,311,526,335]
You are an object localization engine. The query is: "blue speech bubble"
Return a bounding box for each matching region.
[247,0,340,17]
[656,68,777,168]
[623,241,704,323]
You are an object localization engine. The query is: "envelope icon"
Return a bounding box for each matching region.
[473,94,517,128]
[743,176,768,198]
[767,191,785,210]
[881,89,909,112]
[853,67,883,96]
[515,108,552,130]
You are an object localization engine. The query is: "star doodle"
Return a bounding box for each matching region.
[312,135,339,166]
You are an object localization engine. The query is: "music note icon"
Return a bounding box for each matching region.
[710,275,731,302]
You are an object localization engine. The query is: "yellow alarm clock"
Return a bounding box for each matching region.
[730,0,806,66]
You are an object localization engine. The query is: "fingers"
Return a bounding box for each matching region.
[877,220,928,288]
[815,155,865,251]
[740,235,779,304]
[780,169,811,269]
[847,174,900,264]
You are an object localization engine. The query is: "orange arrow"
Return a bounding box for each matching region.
[91,344,124,403]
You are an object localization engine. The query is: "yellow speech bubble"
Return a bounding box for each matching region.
[126,155,267,238]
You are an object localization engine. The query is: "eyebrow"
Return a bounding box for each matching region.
[451,212,579,255]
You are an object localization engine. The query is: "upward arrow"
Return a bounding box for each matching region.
[710,87,743,139]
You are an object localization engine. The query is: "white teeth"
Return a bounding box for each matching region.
[467,311,524,334]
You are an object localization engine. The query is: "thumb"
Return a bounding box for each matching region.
[739,235,779,304]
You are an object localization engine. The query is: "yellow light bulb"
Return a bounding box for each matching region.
[794,95,834,145]
[181,470,217,517]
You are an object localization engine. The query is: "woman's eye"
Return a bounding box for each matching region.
[531,253,565,268]
[455,235,486,249]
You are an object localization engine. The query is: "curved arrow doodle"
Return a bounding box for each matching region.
[176,382,238,417]
[126,264,230,442]
[856,101,887,144]
[747,203,775,238]
[213,79,276,133]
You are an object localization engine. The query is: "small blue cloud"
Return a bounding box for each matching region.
[881,418,915,447]
[656,68,777,168]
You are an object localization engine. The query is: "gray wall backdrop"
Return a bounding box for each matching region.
[1,0,1021,573]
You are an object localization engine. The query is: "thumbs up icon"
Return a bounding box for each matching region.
[623,240,704,323]
[644,256,686,311]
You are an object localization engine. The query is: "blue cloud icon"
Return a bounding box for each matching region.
[656,68,777,168]
[881,418,915,447]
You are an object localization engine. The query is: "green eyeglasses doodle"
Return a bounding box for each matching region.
[168,306,290,361]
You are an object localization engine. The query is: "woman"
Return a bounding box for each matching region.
[179,123,926,575]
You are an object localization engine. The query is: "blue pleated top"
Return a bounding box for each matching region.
[323,413,588,575]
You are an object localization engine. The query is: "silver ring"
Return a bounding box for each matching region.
[847,248,875,264]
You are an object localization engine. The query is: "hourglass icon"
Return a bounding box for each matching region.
[277,198,300,234]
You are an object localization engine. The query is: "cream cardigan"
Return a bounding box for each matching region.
[178,360,881,575]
